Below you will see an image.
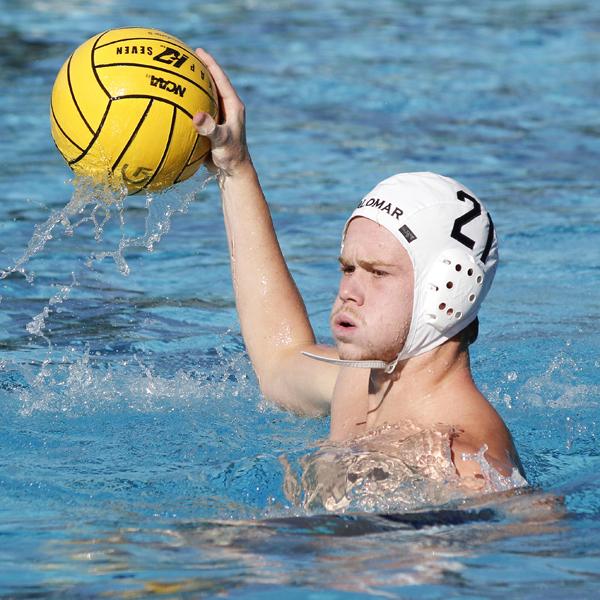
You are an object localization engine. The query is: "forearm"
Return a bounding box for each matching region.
[218,159,316,384]
[193,47,337,412]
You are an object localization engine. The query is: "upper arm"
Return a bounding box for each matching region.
[260,343,340,416]
[450,431,522,487]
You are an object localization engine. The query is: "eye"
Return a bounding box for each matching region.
[373,269,388,278]
[340,265,355,274]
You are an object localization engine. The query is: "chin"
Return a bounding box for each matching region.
[336,343,387,363]
[335,342,361,361]
[337,340,401,363]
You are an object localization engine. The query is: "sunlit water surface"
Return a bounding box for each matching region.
[1,1,599,598]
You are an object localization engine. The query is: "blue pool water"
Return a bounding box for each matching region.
[1,0,599,597]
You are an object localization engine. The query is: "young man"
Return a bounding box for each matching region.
[192,48,524,487]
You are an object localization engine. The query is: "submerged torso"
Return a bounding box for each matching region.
[282,421,527,513]
[325,364,526,508]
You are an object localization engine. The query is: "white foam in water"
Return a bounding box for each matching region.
[1,172,238,423]
[15,342,253,417]
[518,352,599,409]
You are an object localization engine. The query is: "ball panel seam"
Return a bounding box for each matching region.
[174,148,210,185]
[187,148,210,168]
[93,62,216,104]
[110,99,154,174]
[69,101,112,166]
[50,101,85,152]
[67,55,95,135]
[94,36,196,57]
[91,31,111,99]
[107,94,197,120]
[134,105,177,194]
[174,136,200,183]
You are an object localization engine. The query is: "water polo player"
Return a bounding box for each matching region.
[192,48,525,487]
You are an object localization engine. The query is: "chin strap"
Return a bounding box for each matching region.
[301,351,400,374]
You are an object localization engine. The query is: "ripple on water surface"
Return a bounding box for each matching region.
[1,0,599,597]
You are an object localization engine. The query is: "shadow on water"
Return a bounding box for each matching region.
[0,28,69,72]
[16,487,565,598]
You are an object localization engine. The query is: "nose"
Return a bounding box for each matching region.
[338,272,365,306]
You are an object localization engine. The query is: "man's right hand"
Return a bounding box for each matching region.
[192,48,250,178]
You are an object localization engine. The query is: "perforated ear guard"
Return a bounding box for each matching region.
[421,248,485,333]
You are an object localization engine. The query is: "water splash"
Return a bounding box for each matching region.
[518,352,599,409]
[0,178,127,284]
[1,172,214,340]
[12,341,254,418]
[460,444,528,493]
[26,272,78,340]
[85,180,211,276]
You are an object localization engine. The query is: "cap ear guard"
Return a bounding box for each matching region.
[421,248,485,334]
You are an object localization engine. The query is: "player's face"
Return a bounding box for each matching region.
[330,217,414,362]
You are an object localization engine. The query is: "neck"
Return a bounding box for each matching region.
[366,339,474,427]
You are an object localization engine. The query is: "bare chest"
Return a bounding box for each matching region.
[329,372,406,441]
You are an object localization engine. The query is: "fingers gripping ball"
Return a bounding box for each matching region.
[50,28,218,194]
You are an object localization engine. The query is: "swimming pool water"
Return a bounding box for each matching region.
[1,0,599,597]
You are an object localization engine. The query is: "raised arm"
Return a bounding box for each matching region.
[193,48,339,416]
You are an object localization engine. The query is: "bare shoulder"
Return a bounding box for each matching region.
[448,388,525,481]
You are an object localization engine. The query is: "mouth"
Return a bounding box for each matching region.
[337,316,355,328]
[332,312,359,339]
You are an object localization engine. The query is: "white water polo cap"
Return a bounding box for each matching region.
[303,172,498,372]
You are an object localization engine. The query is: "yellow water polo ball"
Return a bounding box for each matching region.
[50,27,218,194]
